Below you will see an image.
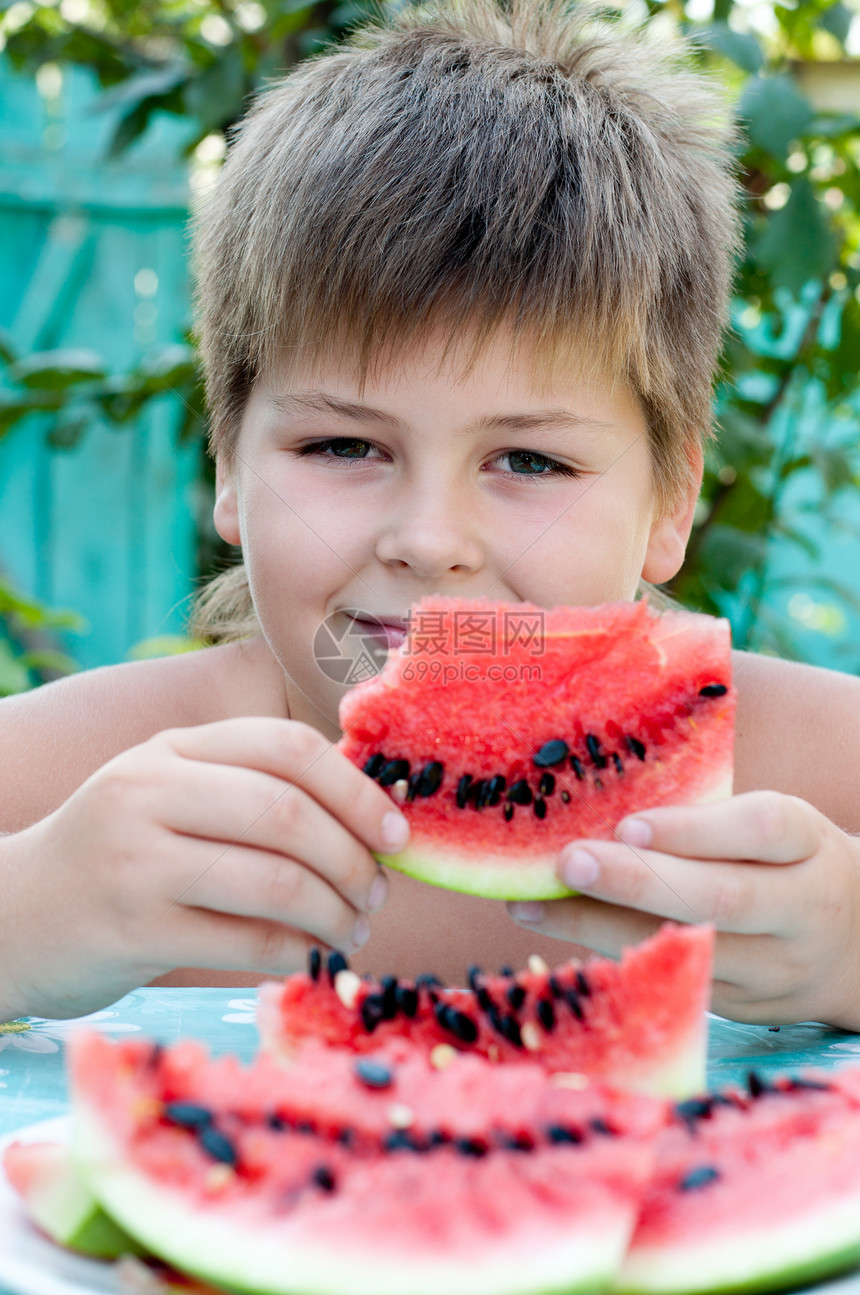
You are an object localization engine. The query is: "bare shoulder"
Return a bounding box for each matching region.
[0,637,286,830]
[732,649,860,830]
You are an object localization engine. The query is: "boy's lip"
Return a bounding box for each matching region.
[345,612,408,651]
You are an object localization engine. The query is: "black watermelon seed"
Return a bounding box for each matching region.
[475,985,493,1011]
[477,780,495,810]
[679,1165,720,1192]
[456,1137,489,1158]
[560,789,571,803]
[384,1130,424,1153]
[746,1070,771,1098]
[538,772,556,796]
[354,1058,394,1089]
[199,1127,238,1167]
[362,754,385,779]
[625,735,646,761]
[380,975,398,1020]
[415,761,444,796]
[499,964,514,977]
[416,973,445,990]
[508,780,533,806]
[405,773,421,802]
[379,758,410,787]
[308,947,322,982]
[611,752,624,775]
[498,1131,534,1152]
[468,779,485,809]
[590,1118,618,1137]
[548,975,563,999]
[312,1165,337,1192]
[533,797,547,820]
[699,684,728,698]
[504,803,515,822]
[395,985,419,1017]
[428,1129,451,1147]
[768,1026,780,1032]
[456,775,473,808]
[571,756,585,781]
[674,1098,714,1128]
[576,971,591,997]
[564,990,584,1021]
[546,1124,583,1145]
[164,1102,213,1130]
[487,775,507,805]
[534,740,569,768]
[360,994,385,1033]
[435,1003,478,1044]
[501,1014,523,1048]
[507,982,526,1011]
[585,735,608,769]
[267,1113,287,1131]
[537,998,556,1032]
[327,951,349,984]
[785,1076,832,1092]
[467,965,483,991]
[296,1120,315,1135]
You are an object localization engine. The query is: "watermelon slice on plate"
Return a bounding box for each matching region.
[258,923,714,1099]
[69,1032,664,1295]
[619,1068,860,1294]
[339,597,735,900]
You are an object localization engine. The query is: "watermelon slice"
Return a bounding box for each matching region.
[339,597,734,900]
[619,1068,860,1294]
[2,1138,142,1258]
[69,1032,664,1295]
[258,923,713,1099]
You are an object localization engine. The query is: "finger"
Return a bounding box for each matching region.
[508,895,664,956]
[555,838,801,934]
[615,791,823,865]
[157,906,331,977]
[155,719,409,857]
[150,759,385,914]
[170,838,368,954]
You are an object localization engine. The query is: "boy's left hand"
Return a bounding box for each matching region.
[507,790,860,1030]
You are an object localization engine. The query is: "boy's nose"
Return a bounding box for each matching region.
[375,486,484,577]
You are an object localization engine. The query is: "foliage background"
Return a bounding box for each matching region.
[1,0,860,691]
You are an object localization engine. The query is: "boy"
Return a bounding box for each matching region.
[3,0,860,1028]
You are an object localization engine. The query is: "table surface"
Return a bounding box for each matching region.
[3,991,860,1293]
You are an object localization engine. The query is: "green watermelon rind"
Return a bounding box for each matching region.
[617,1188,860,1295]
[375,847,572,899]
[72,1100,630,1295]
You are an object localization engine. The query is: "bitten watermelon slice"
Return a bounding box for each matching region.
[258,923,713,1098]
[69,1033,663,1295]
[619,1068,860,1294]
[339,597,734,899]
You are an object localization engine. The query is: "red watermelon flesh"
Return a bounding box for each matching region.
[258,923,713,1099]
[619,1068,860,1294]
[338,597,734,899]
[69,1032,663,1295]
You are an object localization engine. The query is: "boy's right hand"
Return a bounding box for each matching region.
[0,718,405,1021]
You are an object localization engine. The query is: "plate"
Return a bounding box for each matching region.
[5,1117,860,1295]
[0,1118,126,1295]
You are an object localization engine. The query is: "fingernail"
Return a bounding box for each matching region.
[509,901,544,925]
[381,810,409,852]
[560,847,599,889]
[617,817,652,848]
[367,871,388,913]
[352,914,371,948]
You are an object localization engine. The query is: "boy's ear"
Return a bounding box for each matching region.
[641,442,704,586]
[213,457,242,547]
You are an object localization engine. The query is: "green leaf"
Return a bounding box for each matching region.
[19,649,79,677]
[0,641,31,698]
[819,1,852,45]
[739,74,814,158]
[93,62,188,112]
[9,349,107,390]
[184,47,246,132]
[809,443,855,493]
[106,100,153,158]
[699,525,768,585]
[0,328,16,366]
[46,403,97,451]
[698,23,763,74]
[755,180,836,294]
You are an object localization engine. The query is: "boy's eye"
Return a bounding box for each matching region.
[495,450,579,478]
[297,437,376,459]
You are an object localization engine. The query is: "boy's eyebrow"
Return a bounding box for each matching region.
[269,392,611,434]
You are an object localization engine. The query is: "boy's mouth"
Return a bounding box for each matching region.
[345,612,408,652]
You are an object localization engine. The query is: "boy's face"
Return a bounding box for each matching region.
[214,328,700,735]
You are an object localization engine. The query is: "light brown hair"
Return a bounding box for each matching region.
[191,0,739,641]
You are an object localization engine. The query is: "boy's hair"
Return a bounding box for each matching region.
[191,0,738,642]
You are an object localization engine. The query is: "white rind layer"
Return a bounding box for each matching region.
[74,1100,629,1295]
[378,773,734,902]
[618,1184,860,1294]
